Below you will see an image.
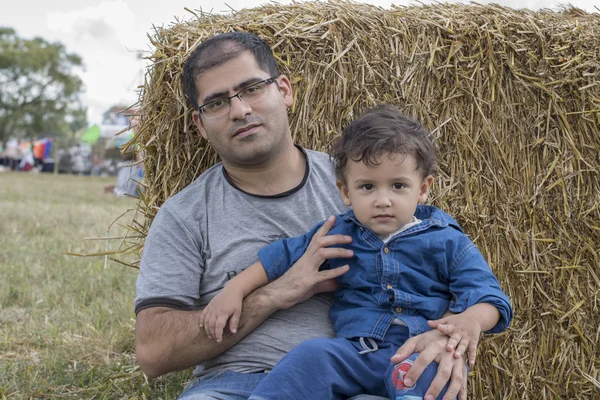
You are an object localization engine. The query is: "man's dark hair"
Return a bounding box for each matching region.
[332,105,437,181]
[183,32,280,110]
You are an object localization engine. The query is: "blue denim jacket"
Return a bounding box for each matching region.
[258,205,513,341]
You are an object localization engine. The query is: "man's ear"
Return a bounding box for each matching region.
[192,110,207,140]
[418,175,434,203]
[336,180,352,207]
[276,75,294,109]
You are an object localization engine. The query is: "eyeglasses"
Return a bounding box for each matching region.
[198,77,278,119]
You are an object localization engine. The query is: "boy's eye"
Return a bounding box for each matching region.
[361,184,374,190]
[392,183,405,190]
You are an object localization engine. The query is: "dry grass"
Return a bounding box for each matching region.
[0,172,190,399]
[116,1,599,398]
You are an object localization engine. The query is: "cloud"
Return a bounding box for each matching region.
[45,1,147,123]
[71,18,116,40]
[46,1,141,48]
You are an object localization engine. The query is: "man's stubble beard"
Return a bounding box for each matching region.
[223,128,290,168]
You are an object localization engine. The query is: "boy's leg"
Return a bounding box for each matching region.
[179,370,268,400]
[249,337,391,400]
[385,353,467,400]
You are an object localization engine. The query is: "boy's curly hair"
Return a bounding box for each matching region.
[332,105,437,181]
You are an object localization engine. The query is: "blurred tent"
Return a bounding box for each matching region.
[81,125,101,145]
[81,124,133,148]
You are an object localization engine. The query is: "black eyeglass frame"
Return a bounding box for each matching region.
[197,76,279,119]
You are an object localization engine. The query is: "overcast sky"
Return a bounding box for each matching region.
[1,0,597,126]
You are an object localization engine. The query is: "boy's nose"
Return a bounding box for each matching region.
[375,193,392,208]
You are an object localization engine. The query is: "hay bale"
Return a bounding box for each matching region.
[124,2,600,398]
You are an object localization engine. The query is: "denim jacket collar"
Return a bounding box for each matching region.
[341,204,462,244]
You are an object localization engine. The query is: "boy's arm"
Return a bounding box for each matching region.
[446,241,513,334]
[427,302,500,366]
[200,262,268,342]
[203,215,353,342]
[226,262,269,297]
[428,236,512,367]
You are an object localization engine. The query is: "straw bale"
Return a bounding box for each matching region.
[122,2,600,398]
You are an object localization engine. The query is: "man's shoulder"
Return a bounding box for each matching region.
[305,148,332,165]
[160,163,224,214]
[304,148,335,179]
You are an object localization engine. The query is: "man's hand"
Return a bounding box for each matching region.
[200,287,244,343]
[391,329,468,400]
[427,313,482,367]
[265,216,353,310]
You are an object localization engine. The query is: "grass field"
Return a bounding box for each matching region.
[0,172,190,399]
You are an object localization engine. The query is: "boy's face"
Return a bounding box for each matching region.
[336,153,433,236]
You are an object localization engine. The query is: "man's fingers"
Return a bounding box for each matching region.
[317,265,349,282]
[312,247,353,264]
[424,351,457,400]
[229,309,241,334]
[312,234,353,249]
[402,347,437,385]
[458,363,468,400]
[391,338,417,363]
[440,357,465,400]
[313,215,336,238]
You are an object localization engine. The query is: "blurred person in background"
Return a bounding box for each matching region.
[0,140,5,171]
[5,138,22,171]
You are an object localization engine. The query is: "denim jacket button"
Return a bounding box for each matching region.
[386,284,393,289]
[395,306,403,313]
[383,247,389,254]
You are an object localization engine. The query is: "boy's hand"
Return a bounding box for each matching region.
[427,313,482,367]
[200,288,244,343]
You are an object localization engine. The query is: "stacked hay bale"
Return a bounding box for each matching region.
[127,2,599,398]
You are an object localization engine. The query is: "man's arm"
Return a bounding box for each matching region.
[136,285,276,378]
[136,215,352,378]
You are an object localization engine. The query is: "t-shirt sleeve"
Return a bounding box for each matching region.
[258,220,327,281]
[134,205,204,314]
[448,237,513,334]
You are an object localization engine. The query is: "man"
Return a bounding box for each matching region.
[135,32,468,400]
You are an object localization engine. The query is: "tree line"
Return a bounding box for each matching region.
[0,27,87,142]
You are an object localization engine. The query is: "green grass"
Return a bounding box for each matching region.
[0,172,190,399]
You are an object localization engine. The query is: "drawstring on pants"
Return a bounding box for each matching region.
[358,337,379,354]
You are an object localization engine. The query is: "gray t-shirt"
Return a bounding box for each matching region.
[135,147,347,377]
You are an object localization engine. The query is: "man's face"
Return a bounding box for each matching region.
[191,51,293,167]
[336,153,433,236]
